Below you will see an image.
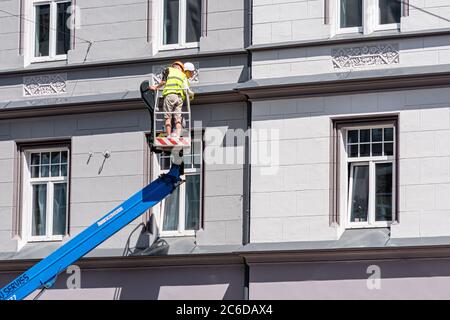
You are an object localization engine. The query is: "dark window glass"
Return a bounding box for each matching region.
[340,0,362,28]
[350,165,369,223]
[348,130,359,144]
[372,143,383,156]
[186,0,202,43]
[53,183,67,235]
[164,0,179,45]
[35,5,50,57]
[56,2,71,55]
[163,187,180,231]
[375,163,393,222]
[384,128,394,141]
[360,144,370,157]
[185,174,200,230]
[379,0,401,25]
[32,184,47,236]
[372,129,383,142]
[385,143,394,156]
[349,145,359,158]
[360,129,370,143]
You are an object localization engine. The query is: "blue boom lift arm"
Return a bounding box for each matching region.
[0,164,183,301]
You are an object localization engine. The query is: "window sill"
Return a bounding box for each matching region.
[158,43,200,52]
[30,55,68,64]
[160,231,196,238]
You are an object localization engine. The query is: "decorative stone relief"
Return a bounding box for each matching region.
[151,62,200,85]
[332,44,399,69]
[23,74,67,96]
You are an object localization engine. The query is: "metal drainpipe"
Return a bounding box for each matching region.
[242,0,253,301]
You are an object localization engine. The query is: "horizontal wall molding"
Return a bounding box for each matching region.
[238,71,450,100]
[249,28,450,52]
[4,245,450,272]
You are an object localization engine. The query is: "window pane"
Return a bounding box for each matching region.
[384,143,394,156]
[372,143,383,156]
[61,164,68,177]
[31,166,40,178]
[340,0,362,28]
[53,183,67,235]
[350,165,369,223]
[375,163,393,222]
[41,165,50,178]
[31,153,40,165]
[186,0,202,43]
[379,0,401,25]
[163,0,179,45]
[360,144,370,157]
[41,152,50,165]
[56,2,71,55]
[372,129,383,142]
[35,5,50,57]
[51,164,60,177]
[360,129,370,143]
[163,187,180,231]
[384,128,394,141]
[32,184,47,236]
[349,145,358,157]
[51,152,61,164]
[61,151,68,164]
[185,174,200,230]
[348,130,359,144]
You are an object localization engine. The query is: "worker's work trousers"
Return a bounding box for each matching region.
[163,93,183,122]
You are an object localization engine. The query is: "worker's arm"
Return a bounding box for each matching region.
[150,68,169,91]
[150,80,166,91]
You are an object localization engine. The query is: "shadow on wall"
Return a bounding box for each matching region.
[249,258,450,299]
[25,264,245,300]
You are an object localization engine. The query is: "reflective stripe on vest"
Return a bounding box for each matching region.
[163,67,187,100]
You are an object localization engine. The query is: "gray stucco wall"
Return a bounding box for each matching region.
[0,0,22,70]
[251,87,450,243]
[250,258,450,299]
[0,100,246,254]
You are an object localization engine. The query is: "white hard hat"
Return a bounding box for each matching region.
[184,62,196,72]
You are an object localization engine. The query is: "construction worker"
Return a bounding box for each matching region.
[150,61,195,137]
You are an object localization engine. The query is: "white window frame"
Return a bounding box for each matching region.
[21,147,70,243]
[341,124,396,229]
[157,0,201,51]
[336,0,400,35]
[154,138,203,237]
[28,0,71,63]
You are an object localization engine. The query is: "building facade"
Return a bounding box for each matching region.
[1,0,450,299]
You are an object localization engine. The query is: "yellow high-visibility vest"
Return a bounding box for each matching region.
[162,67,189,100]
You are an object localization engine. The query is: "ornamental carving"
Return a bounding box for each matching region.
[332,44,399,69]
[23,74,67,96]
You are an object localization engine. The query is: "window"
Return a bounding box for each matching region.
[156,137,203,236]
[161,0,202,49]
[338,0,401,34]
[376,0,401,30]
[343,125,396,228]
[31,0,71,62]
[22,148,70,242]
[340,0,363,31]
